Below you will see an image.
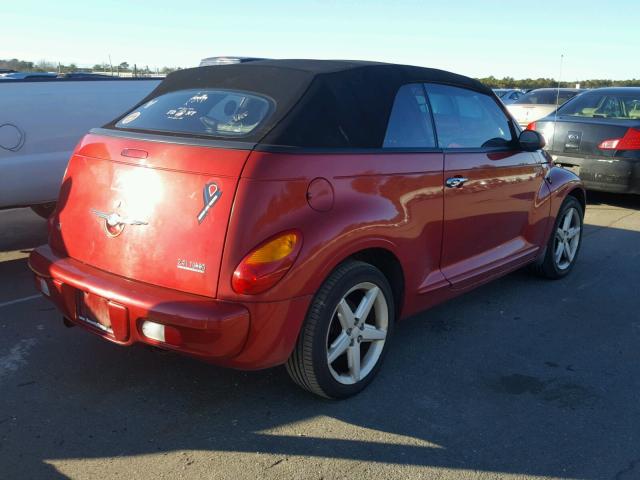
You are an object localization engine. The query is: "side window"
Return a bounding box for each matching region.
[425,83,514,149]
[383,84,436,148]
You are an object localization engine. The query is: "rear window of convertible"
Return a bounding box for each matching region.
[115,89,274,138]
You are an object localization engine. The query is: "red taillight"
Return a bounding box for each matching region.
[526,122,537,131]
[232,231,302,295]
[618,128,640,150]
[599,128,640,151]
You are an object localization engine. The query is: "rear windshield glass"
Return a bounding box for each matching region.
[558,91,640,120]
[514,90,578,105]
[115,89,273,138]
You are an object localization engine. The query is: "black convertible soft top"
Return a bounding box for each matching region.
[106,59,492,149]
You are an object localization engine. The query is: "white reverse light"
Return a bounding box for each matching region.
[141,320,165,342]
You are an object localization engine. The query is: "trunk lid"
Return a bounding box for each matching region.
[507,104,556,126]
[537,116,635,157]
[51,132,250,298]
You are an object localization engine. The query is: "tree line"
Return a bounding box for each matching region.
[2,58,638,88]
[0,58,178,75]
[476,76,640,89]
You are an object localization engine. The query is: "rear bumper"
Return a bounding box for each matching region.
[552,155,640,194]
[29,246,311,368]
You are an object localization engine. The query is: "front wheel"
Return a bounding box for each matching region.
[286,260,394,399]
[531,196,584,279]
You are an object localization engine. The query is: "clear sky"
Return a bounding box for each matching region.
[2,0,636,80]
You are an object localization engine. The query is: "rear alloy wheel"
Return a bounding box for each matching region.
[286,260,394,399]
[531,196,584,279]
[326,281,389,385]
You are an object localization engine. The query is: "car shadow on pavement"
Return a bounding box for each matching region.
[586,190,640,209]
[2,200,640,479]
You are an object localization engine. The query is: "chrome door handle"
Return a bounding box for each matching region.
[445,177,469,188]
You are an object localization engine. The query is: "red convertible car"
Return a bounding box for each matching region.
[29,60,585,398]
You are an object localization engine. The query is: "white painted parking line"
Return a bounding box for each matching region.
[0,294,42,309]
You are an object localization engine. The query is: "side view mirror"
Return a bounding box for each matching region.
[519,129,546,152]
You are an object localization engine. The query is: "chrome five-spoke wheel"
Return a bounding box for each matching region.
[553,206,581,270]
[326,282,388,385]
[531,195,584,279]
[286,260,394,398]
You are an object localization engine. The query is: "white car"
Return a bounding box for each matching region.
[0,77,160,216]
[492,88,525,105]
[507,88,582,127]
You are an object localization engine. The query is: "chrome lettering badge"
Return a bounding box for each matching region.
[197,182,222,224]
[177,259,206,274]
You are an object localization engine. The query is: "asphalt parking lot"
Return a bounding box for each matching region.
[0,192,639,480]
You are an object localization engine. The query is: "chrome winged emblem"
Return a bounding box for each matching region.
[91,208,148,237]
[91,209,148,226]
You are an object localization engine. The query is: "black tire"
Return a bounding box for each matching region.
[30,202,56,219]
[286,260,395,399]
[530,196,584,279]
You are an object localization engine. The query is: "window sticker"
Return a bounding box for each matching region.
[166,107,198,120]
[120,111,141,125]
[187,93,208,104]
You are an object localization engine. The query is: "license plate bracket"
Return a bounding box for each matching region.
[77,291,113,334]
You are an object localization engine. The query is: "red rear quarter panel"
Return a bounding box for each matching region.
[219,150,446,314]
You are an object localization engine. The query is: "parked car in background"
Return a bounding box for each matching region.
[57,72,118,80]
[0,71,57,80]
[530,87,640,194]
[508,88,582,127]
[493,88,525,104]
[0,76,161,216]
[199,56,265,66]
[29,60,585,399]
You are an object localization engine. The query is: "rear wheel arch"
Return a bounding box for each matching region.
[284,245,404,369]
[344,248,405,320]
